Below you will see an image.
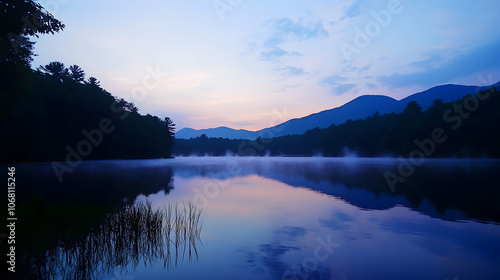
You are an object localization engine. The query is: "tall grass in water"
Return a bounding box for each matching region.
[21,201,203,280]
[163,201,203,268]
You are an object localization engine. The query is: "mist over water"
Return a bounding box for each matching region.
[7,156,500,280]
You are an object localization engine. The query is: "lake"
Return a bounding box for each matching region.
[5,157,500,280]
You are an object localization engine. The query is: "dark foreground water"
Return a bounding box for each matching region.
[2,157,500,280]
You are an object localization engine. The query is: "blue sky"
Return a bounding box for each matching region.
[32,0,500,130]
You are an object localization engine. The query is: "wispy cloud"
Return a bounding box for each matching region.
[318,75,355,95]
[332,83,356,95]
[260,47,289,60]
[409,53,446,70]
[344,0,364,19]
[260,47,302,61]
[279,66,306,76]
[264,18,328,46]
[272,84,299,93]
[318,75,347,86]
[259,18,327,61]
[378,39,500,88]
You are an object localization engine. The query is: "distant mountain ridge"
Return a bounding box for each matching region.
[175,126,258,140]
[176,82,500,140]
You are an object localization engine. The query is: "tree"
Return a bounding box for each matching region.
[432,99,443,107]
[1,1,65,119]
[116,98,138,113]
[86,77,101,87]
[403,101,422,117]
[0,0,65,66]
[69,65,85,83]
[164,117,176,137]
[39,61,68,80]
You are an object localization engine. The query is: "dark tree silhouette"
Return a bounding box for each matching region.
[86,77,101,87]
[117,98,139,113]
[39,61,68,80]
[1,1,65,123]
[403,101,422,117]
[69,65,85,83]
[1,61,177,162]
[431,99,444,107]
[164,117,176,137]
[0,0,65,66]
[0,1,177,163]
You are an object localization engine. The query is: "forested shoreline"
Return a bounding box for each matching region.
[1,1,175,163]
[0,64,176,163]
[174,87,500,158]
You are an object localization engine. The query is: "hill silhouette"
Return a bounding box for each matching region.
[177,82,500,139]
[174,86,500,158]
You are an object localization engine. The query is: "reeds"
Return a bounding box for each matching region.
[21,200,203,280]
[163,201,203,268]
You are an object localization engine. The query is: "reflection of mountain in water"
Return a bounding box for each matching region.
[6,158,500,279]
[172,158,500,223]
[261,159,500,222]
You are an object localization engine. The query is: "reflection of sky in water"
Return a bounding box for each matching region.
[11,157,500,279]
[130,168,500,280]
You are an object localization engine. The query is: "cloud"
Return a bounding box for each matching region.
[408,53,446,70]
[344,0,364,19]
[332,83,356,95]
[318,75,356,95]
[378,39,500,89]
[259,18,327,60]
[260,47,289,60]
[260,47,302,61]
[360,64,372,72]
[264,18,328,46]
[280,66,305,76]
[318,75,347,86]
[272,84,298,93]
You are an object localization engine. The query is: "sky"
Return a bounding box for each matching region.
[32,0,500,131]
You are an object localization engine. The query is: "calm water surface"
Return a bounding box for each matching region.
[6,157,500,280]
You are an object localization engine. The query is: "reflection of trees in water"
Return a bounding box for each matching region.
[21,201,202,280]
[258,160,500,222]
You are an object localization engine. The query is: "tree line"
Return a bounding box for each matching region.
[174,87,500,158]
[0,0,175,163]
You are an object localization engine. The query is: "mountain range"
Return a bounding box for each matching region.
[176,82,500,140]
